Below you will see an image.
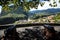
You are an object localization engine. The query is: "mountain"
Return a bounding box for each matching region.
[1,6,28,17]
[29,8,60,15]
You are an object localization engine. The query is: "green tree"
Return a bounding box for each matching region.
[0,0,40,12]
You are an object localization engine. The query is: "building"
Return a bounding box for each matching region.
[47,15,54,20]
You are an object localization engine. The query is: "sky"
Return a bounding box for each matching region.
[0,6,2,14]
[30,0,60,11]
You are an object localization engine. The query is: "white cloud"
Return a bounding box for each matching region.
[0,6,2,14]
[8,3,14,6]
[29,8,37,11]
[38,1,51,10]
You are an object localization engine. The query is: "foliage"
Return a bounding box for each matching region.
[0,13,26,25]
[0,0,40,12]
[53,13,60,23]
[0,0,59,12]
[59,0,60,3]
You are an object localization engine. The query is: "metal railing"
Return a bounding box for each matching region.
[0,23,60,30]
